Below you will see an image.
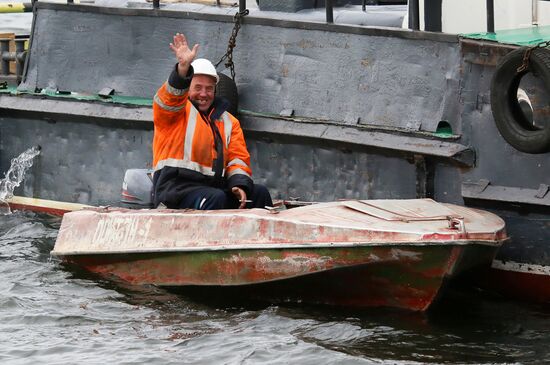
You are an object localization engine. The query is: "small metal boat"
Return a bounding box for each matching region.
[51,199,507,311]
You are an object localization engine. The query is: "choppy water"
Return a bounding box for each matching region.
[0,211,549,364]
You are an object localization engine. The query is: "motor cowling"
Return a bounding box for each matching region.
[121,169,153,208]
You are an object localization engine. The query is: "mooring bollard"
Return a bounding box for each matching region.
[0,36,29,85]
[0,38,9,77]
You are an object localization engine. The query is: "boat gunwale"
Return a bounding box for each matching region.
[34,2,458,44]
[50,238,506,256]
[63,205,508,238]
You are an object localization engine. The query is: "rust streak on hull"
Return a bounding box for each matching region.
[64,246,464,311]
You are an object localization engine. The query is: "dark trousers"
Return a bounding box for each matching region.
[177,184,273,210]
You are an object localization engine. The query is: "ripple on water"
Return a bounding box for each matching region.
[0,211,550,364]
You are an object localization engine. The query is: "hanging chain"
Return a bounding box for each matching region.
[215,9,249,80]
[517,40,550,73]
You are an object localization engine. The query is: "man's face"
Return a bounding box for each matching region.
[189,74,216,113]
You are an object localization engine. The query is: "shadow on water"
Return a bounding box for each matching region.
[273,283,550,364]
[58,259,550,364]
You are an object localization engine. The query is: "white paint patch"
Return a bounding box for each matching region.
[225,254,333,275]
[492,260,550,276]
[390,248,422,261]
[367,253,381,262]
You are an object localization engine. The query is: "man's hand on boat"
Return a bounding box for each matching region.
[169,33,199,77]
[232,187,247,209]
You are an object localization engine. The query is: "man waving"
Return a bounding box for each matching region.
[152,33,272,210]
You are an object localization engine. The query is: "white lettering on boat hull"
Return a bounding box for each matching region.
[92,216,152,247]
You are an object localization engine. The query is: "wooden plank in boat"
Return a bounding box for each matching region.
[343,199,460,222]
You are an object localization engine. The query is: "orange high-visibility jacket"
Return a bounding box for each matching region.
[152,68,253,208]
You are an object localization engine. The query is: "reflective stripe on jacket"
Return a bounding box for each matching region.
[152,67,253,208]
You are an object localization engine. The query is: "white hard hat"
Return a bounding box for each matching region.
[191,58,219,84]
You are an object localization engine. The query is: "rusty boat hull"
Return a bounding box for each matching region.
[51,199,507,311]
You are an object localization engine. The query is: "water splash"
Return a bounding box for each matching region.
[0,146,41,215]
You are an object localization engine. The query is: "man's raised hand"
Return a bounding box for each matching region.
[169,33,199,76]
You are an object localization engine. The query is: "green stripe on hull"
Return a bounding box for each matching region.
[67,245,460,286]
[62,244,496,311]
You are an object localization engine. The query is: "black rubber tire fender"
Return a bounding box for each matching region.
[490,47,550,154]
[216,73,239,117]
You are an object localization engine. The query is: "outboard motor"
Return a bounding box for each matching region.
[121,169,154,208]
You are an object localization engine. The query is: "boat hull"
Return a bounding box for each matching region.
[59,243,499,311]
[50,199,505,310]
[464,204,550,303]
[478,261,550,303]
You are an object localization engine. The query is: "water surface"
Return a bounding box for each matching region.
[1,211,549,364]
